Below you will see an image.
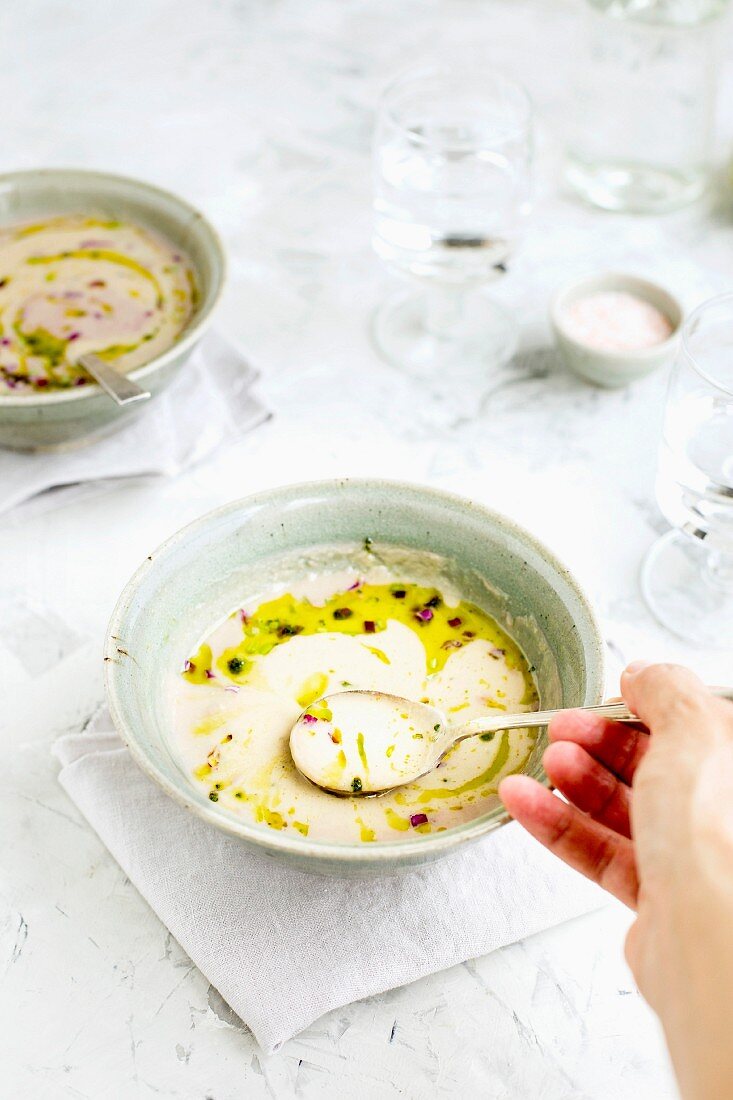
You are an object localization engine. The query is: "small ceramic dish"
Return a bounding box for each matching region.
[105,479,605,877]
[550,272,682,388]
[0,168,226,451]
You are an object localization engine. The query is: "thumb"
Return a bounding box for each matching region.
[621,661,710,734]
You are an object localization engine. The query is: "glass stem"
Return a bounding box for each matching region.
[425,286,468,340]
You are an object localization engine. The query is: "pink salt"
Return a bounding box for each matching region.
[563,291,673,352]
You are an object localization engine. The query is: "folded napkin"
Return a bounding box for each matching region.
[0,331,269,517]
[55,710,605,1053]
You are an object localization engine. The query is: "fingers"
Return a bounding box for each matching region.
[549,709,649,785]
[543,741,632,838]
[621,661,711,734]
[499,774,639,908]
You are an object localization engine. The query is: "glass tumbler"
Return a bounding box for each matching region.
[371,65,532,379]
[565,0,729,213]
[642,294,733,648]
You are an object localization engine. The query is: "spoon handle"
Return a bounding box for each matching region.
[78,353,151,406]
[459,686,733,742]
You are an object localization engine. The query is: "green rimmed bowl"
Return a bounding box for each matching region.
[105,479,605,876]
[0,168,226,451]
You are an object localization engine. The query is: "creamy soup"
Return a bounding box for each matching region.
[0,214,196,393]
[169,559,540,845]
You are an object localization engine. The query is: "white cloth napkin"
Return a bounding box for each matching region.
[0,331,269,517]
[54,709,605,1053]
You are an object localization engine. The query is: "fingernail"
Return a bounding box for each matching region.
[625,660,651,676]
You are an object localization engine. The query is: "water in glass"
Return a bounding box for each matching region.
[565,0,729,212]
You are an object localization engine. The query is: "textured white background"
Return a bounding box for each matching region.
[2,1,733,1097]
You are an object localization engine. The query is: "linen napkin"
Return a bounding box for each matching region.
[55,709,605,1053]
[0,331,269,517]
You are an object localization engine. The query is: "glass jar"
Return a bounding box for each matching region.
[565,0,730,213]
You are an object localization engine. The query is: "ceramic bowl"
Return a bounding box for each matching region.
[105,479,605,877]
[0,168,226,451]
[551,272,682,388]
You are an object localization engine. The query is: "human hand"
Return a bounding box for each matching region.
[500,663,733,1100]
[499,685,646,908]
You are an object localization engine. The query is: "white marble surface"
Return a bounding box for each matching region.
[2,0,733,1096]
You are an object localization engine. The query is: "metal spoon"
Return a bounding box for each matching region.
[290,686,733,797]
[78,353,151,406]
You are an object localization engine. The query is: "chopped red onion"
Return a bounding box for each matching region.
[347,578,362,590]
[302,713,318,725]
[490,647,506,659]
[415,608,433,623]
[410,813,428,827]
[239,609,249,624]
[67,332,81,342]
[183,659,194,673]
[205,669,216,680]
[448,617,462,628]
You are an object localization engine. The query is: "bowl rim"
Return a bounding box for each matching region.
[105,478,606,865]
[550,271,683,363]
[0,166,227,407]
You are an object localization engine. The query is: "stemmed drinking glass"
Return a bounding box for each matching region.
[371,64,533,378]
[642,293,733,648]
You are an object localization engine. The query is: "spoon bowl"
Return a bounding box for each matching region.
[290,690,449,796]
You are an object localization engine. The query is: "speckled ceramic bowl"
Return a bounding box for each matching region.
[0,168,226,451]
[105,480,605,876]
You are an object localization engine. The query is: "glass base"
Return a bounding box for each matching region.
[371,288,518,379]
[641,531,733,649]
[565,155,707,214]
